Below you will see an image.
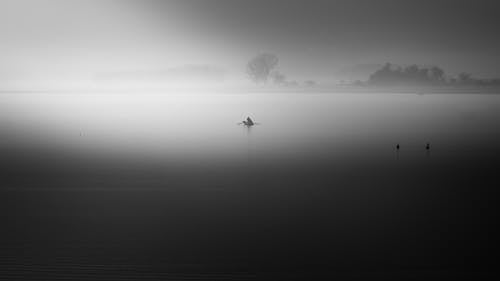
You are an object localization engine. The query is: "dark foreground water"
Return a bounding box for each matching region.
[0,93,499,280]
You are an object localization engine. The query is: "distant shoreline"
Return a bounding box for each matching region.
[1,86,500,95]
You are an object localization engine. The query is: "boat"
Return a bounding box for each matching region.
[241,117,255,126]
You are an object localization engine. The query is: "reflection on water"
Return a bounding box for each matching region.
[2,92,500,160]
[0,92,499,279]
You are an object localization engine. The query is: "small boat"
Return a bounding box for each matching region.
[241,117,255,126]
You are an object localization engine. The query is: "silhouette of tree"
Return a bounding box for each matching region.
[246,53,279,83]
[417,67,429,83]
[368,63,448,86]
[458,72,472,84]
[270,71,286,84]
[368,63,392,85]
[429,66,445,82]
[363,63,500,87]
[404,64,420,81]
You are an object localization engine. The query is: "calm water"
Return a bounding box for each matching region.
[2,92,500,161]
[1,92,499,280]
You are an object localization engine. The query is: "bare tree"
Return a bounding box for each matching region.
[246,53,279,83]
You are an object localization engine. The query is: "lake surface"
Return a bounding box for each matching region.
[3,92,500,159]
[1,92,499,280]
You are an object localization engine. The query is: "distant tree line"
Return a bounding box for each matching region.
[245,55,500,88]
[449,72,500,86]
[368,63,445,86]
[363,63,500,87]
[246,53,317,87]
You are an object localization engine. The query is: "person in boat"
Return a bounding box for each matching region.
[243,117,255,126]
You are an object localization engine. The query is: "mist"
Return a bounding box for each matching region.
[2,0,500,91]
[1,1,500,280]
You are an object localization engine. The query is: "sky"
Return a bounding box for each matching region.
[1,0,500,90]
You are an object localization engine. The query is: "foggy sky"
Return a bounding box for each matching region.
[1,0,500,90]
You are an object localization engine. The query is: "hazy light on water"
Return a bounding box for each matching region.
[2,92,500,162]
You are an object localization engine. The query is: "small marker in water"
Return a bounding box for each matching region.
[426,143,430,150]
[396,144,400,150]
